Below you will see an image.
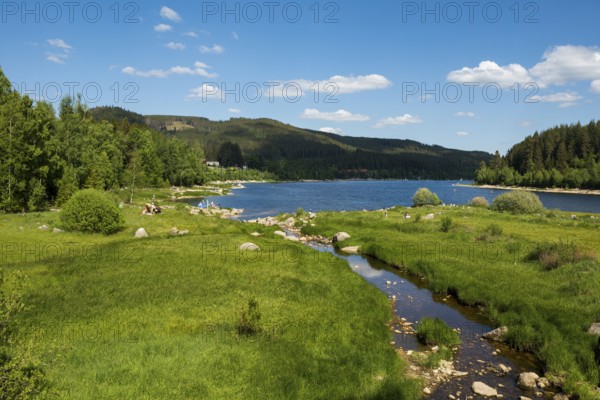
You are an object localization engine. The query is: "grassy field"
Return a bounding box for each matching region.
[1,193,420,399]
[302,205,600,397]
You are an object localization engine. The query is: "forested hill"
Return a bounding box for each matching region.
[475,121,600,189]
[90,106,491,180]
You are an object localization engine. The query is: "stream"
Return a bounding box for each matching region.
[304,240,548,399]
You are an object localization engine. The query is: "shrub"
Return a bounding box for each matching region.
[60,189,125,234]
[477,223,503,241]
[491,191,544,214]
[440,216,453,232]
[237,298,262,336]
[469,196,489,207]
[414,214,422,223]
[295,207,304,218]
[412,188,442,207]
[527,241,595,270]
[416,317,460,347]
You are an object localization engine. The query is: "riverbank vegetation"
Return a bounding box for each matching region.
[0,190,420,399]
[302,200,600,397]
[475,121,600,189]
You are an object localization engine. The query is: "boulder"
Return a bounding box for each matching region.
[340,246,360,254]
[285,217,295,226]
[52,228,64,233]
[250,232,262,237]
[284,236,300,242]
[422,213,435,220]
[423,387,432,395]
[38,225,49,231]
[517,372,539,390]
[274,230,287,238]
[471,381,497,397]
[333,232,351,243]
[309,212,316,219]
[483,326,508,342]
[536,377,550,389]
[134,228,149,238]
[588,323,600,335]
[178,230,190,236]
[552,394,568,400]
[239,243,260,251]
[168,227,179,236]
[518,397,532,400]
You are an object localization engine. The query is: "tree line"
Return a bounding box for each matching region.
[0,68,211,213]
[475,121,600,189]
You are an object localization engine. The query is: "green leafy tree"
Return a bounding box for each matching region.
[412,188,442,207]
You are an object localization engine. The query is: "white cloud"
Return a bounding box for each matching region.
[160,6,182,22]
[455,111,475,118]
[319,127,342,134]
[199,44,224,54]
[530,45,600,86]
[290,74,391,95]
[530,91,582,108]
[183,31,199,38]
[232,31,239,40]
[46,54,66,64]
[154,24,173,32]
[228,108,241,113]
[301,109,370,122]
[520,121,533,127]
[373,114,422,128]
[47,38,72,50]
[188,83,221,99]
[591,80,600,94]
[447,61,533,88]
[456,131,469,136]
[166,42,186,50]
[122,62,216,78]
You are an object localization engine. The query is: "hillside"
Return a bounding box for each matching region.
[475,121,600,189]
[90,107,492,180]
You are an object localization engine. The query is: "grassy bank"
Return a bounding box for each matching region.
[302,206,600,397]
[1,191,420,399]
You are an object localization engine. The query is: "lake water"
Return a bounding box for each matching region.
[194,180,600,218]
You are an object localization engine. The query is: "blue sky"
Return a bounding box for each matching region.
[1,0,600,153]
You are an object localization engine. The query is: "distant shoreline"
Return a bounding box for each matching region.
[455,183,600,196]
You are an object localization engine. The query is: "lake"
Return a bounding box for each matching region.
[191,180,600,218]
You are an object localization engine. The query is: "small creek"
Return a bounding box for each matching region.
[304,240,548,399]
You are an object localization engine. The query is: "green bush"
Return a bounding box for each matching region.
[236,298,262,336]
[527,241,595,270]
[469,196,489,207]
[440,216,453,232]
[416,317,460,347]
[491,191,544,214]
[412,188,442,207]
[60,189,125,234]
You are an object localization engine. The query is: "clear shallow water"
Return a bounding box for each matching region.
[190,180,600,218]
[308,242,543,399]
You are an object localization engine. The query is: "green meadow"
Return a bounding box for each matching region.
[1,194,420,399]
[302,205,600,397]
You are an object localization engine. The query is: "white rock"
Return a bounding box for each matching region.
[588,322,600,335]
[423,387,432,395]
[483,326,508,342]
[38,225,49,231]
[239,243,260,251]
[471,381,498,397]
[340,246,360,254]
[52,228,64,233]
[422,213,435,220]
[134,228,148,238]
[517,372,539,390]
[274,230,287,237]
[250,232,262,237]
[178,230,190,236]
[168,227,179,236]
[284,236,300,242]
[333,232,351,242]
